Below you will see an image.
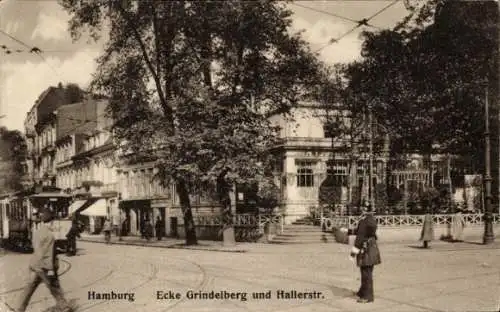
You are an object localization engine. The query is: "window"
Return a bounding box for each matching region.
[323,123,337,138]
[357,161,368,176]
[296,161,315,187]
[327,160,348,186]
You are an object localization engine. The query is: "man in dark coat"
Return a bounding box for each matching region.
[66,217,81,256]
[155,216,165,241]
[350,204,381,303]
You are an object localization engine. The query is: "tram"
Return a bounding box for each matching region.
[0,186,72,252]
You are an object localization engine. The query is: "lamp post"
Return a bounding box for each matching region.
[368,103,375,211]
[483,85,495,245]
[118,193,123,241]
[367,105,391,214]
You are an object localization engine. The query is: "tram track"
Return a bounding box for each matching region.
[77,259,160,311]
[0,247,210,312]
[0,259,73,296]
[0,255,116,311]
[74,251,210,312]
[158,256,209,312]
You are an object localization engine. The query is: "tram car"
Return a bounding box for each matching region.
[0,186,72,252]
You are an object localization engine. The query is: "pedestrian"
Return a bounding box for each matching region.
[16,207,73,312]
[451,209,466,242]
[66,217,81,256]
[155,216,164,241]
[420,209,434,248]
[140,218,146,239]
[144,219,153,242]
[102,218,112,244]
[350,203,381,303]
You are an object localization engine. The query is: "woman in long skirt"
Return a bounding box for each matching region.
[420,210,434,248]
[451,210,465,242]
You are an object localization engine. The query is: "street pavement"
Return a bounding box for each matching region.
[0,238,499,312]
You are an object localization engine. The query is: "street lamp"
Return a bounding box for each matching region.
[368,103,374,211]
[483,85,494,244]
[367,105,391,214]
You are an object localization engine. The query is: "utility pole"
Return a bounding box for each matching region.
[483,85,495,244]
[498,0,500,217]
[368,103,375,211]
[483,0,500,243]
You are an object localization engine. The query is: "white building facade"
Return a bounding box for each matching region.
[271,102,388,224]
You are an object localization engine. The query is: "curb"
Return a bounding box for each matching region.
[79,238,248,253]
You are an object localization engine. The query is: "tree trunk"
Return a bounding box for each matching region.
[176,181,197,245]
[217,176,236,246]
[220,190,236,247]
[446,154,453,239]
[447,154,454,211]
[426,152,433,191]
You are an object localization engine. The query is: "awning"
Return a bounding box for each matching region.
[30,192,71,198]
[80,199,108,217]
[68,200,88,215]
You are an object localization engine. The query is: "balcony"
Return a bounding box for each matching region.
[42,144,56,154]
[101,183,118,193]
[25,128,36,138]
[77,181,118,198]
[279,137,350,150]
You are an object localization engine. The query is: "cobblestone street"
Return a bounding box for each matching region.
[1,239,499,312]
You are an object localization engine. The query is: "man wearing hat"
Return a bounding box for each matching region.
[16,207,73,312]
[350,203,381,303]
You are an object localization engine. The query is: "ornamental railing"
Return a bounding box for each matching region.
[321,213,500,232]
[192,213,284,234]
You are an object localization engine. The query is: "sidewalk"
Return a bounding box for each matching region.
[78,233,249,252]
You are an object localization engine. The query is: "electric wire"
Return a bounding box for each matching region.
[290,2,382,29]
[315,0,402,53]
[0,29,63,80]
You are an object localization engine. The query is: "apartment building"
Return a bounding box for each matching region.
[54,99,119,233]
[116,158,170,236]
[24,84,72,188]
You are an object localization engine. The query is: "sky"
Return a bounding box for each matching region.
[0,0,410,133]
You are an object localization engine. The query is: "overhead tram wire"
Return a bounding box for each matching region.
[290,2,382,29]
[0,29,63,80]
[314,0,401,53]
[0,45,75,54]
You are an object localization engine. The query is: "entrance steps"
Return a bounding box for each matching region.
[271,220,334,244]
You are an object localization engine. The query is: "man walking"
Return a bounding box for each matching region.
[17,207,73,312]
[66,217,80,256]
